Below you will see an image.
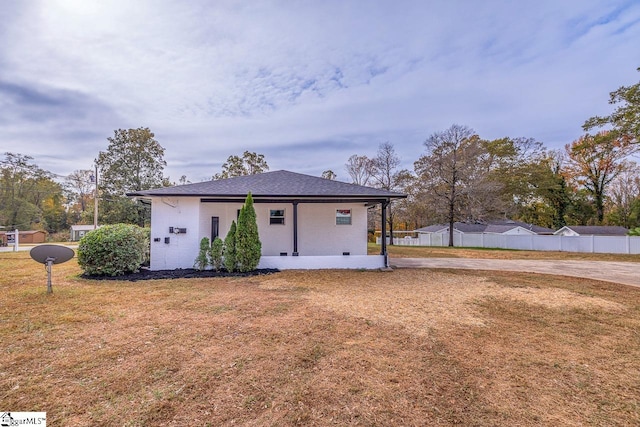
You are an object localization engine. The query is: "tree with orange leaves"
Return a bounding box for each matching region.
[565,131,637,224]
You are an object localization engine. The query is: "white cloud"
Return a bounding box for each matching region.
[0,0,639,181]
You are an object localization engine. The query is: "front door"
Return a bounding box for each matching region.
[211,216,220,242]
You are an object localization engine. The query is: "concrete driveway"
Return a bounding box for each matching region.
[391,258,640,288]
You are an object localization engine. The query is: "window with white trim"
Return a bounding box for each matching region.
[336,209,352,225]
[270,209,285,225]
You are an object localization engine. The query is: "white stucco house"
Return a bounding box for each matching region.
[128,170,406,270]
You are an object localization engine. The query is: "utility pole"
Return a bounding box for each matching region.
[93,163,99,229]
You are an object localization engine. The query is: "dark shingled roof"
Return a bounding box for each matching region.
[128,170,406,200]
[415,220,554,235]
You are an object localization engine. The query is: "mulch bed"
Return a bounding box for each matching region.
[82,268,279,281]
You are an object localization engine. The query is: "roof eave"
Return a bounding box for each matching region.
[128,192,406,199]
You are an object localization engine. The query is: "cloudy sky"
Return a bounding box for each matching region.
[1,0,639,182]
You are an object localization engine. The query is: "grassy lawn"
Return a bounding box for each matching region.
[2,252,639,426]
[369,242,640,262]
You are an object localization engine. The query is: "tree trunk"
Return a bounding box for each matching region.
[595,192,605,224]
[448,201,455,247]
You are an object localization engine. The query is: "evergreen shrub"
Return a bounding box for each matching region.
[235,192,262,272]
[194,237,210,270]
[223,221,238,272]
[78,223,148,276]
[210,237,224,271]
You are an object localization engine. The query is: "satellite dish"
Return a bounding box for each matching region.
[30,245,75,294]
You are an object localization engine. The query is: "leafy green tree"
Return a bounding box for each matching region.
[213,151,269,179]
[629,227,640,236]
[483,137,546,219]
[584,67,639,145]
[97,127,167,226]
[223,220,238,272]
[194,237,210,270]
[210,237,224,271]
[526,151,573,229]
[0,152,64,231]
[41,192,68,234]
[235,192,262,272]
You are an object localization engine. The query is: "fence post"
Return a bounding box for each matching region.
[627,235,630,254]
[13,228,19,252]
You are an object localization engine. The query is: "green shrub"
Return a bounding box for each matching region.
[629,227,640,236]
[210,237,224,271]
[223,221,237,272]
[194,237,210,270]
[236,192,262,272]
[78,223,148,276]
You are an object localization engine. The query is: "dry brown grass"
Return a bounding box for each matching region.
[2,252,639,426]
[370,243,640,262]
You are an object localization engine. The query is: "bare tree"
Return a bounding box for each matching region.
[415,124,496,246]
[370,142,410,244]
[345,154,375,186]
[65,169,94,212]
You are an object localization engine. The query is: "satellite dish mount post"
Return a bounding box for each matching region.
[45,256,55,294]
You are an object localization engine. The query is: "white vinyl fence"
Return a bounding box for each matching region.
[377,233,640,254]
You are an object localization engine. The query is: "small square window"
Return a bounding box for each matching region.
[270,209,285,225]
[336,209,351,225]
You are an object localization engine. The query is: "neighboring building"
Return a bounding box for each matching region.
[127,170,406,270]
[554,225,629,236]
[416,220,554,236]
[70,225,100,241]
[0,230,47,244]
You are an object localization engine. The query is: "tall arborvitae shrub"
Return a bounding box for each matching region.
[210,237,224,271]
[236,192,262,272]
[223,220,238,272]
[194,237,210,270]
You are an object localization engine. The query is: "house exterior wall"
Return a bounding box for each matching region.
[149,198,371,270]
[555,228,579,237]
[253,203,295,255]
[297,203,368,256]
[149,197,203,270]
[500,227,536,235]
[198,201,245,243]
